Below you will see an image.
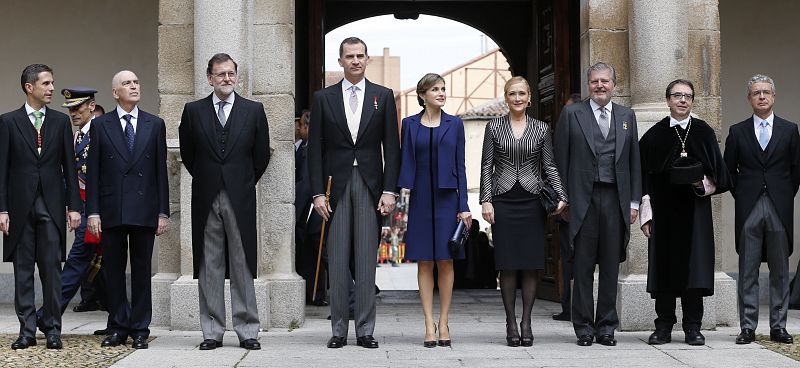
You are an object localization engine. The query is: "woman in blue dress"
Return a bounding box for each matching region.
[398,73,471,348]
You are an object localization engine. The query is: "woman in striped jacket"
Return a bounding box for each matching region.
[479,76,567,346]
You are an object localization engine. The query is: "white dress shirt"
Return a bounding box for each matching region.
[669,116,690,129]
[589,98,613,131]
[117,105,140,132]
[25,103,47,126]
[341,78,365,166]
[753,112,774,143]
[212,92,235,121]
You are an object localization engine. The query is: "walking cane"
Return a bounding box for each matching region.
[312,176,332,301]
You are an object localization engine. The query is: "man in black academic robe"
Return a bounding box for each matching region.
[639,79,730,346]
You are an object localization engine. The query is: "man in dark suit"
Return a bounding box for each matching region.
[86,70,170,349]
[35,88,107,331]
[724,74,800,345]
[179,53,270,351]
[554,62,641,347]
[308,37,401,349]
[0,64,82,349]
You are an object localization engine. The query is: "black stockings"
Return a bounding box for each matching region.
[499,270,539,327]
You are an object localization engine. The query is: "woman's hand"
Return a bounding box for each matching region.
[481,202,495,225]
[458,212,472,230]
[554,201,567,215]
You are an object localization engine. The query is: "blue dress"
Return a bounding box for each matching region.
[405,126,463,261]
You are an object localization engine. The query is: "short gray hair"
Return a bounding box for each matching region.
[747,74,775,95]
[586,62,616,85]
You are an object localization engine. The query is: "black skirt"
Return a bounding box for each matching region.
[491,182,546,270]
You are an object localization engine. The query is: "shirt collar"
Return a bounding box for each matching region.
[342,78,366,93]
[116,105,139,120]
[80,118,93,134]
[753,113,774,127]
[24,103,46,117]
[212,92,236,106]
[589,98,613,114]
[669,115,691,128]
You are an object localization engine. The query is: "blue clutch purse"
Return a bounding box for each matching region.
[448,220,469,257]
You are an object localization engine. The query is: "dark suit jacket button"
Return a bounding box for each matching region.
[138,191,143,196]
[138,172,143,177]
[109,155,114,159]
[123,174,128,177]
[146,154,150,159]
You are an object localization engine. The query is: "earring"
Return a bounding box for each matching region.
[527,100,532,107]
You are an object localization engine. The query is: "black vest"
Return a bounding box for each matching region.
[592,115,616,183]
[214,118,231,156]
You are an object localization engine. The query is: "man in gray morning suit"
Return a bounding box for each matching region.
[179,53,270,351]
[555,62,641,347]
[308,37,401,349]
[724,74,800,345]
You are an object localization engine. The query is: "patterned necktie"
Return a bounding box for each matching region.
[217,101,227,127]
[123,114,135,153]
[759,120,770,150]
[33,111,44,154]
[598,107,609,138]
[349,85,359,114]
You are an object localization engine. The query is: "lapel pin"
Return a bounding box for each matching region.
[623,121,628,130]
[373,96,378,110]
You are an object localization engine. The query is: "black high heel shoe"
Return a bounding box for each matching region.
[437,323,451,347]
[506,323,520,347]
[520,321,533,347]
[424,323,437,348]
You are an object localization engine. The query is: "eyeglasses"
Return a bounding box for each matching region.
[212,71,237,80]
[669,93,694,101]
[749,89,774,97]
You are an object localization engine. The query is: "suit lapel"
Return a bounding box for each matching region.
[39,107,58,158]
[222,93,247,160]
[438,113,453,144]
[104,113,132,162]
[576,101,597,156]
[197,95,222,160]
[356,80,376,142]
[742,117,765,163]
[409,113,421,151]
[765,117,788,162]
[129,112,153,166]
[325,82,353,145]
[12,107,38,158]
[612,104,625,163]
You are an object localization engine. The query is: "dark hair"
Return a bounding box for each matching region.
[206,53,238,75]
[339,37,368,58]
[94,104,106,114]
[665,79,695,99]
[416,73,445,107]
[568,93,582,104]
[20,64,53,93]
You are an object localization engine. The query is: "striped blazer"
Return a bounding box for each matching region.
[479,114,567,203]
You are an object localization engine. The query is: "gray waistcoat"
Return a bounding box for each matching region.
[592,117,616,183]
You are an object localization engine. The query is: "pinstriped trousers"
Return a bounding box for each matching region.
[328,167,380,338]
[738,193,789,330]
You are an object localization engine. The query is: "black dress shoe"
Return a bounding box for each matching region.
[648,330,672,345]
[199,339,223,350]
[770,328,794,344]
[596,334,617,346]
[46,334,63,349]
[736,328,755,344]
[131,336,149,349]
[101,333,128,347]
[11,336,37,350]
[684,329,705,346]
[506,323,520,347]
[73,300,101,312]
[310,300,329,307]
[576,335,593,346]
[327,336,347,348]
[438,324,451,347]
[356,335,379,348]
[520,322,533,347]
[93,328,109,336]
[552,312,571,321]
[239,338,261,350]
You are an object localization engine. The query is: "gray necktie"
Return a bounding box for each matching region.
[349,85,359,114]
[598,107,609,138]
[217,101,227,127]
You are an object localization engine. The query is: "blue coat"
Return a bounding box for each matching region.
[397,111,469,212]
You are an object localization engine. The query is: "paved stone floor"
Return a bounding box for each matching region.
[1,290,800,367]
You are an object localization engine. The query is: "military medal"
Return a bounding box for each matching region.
[373,96,378,110]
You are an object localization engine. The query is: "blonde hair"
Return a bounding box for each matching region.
[504,76,530,95]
